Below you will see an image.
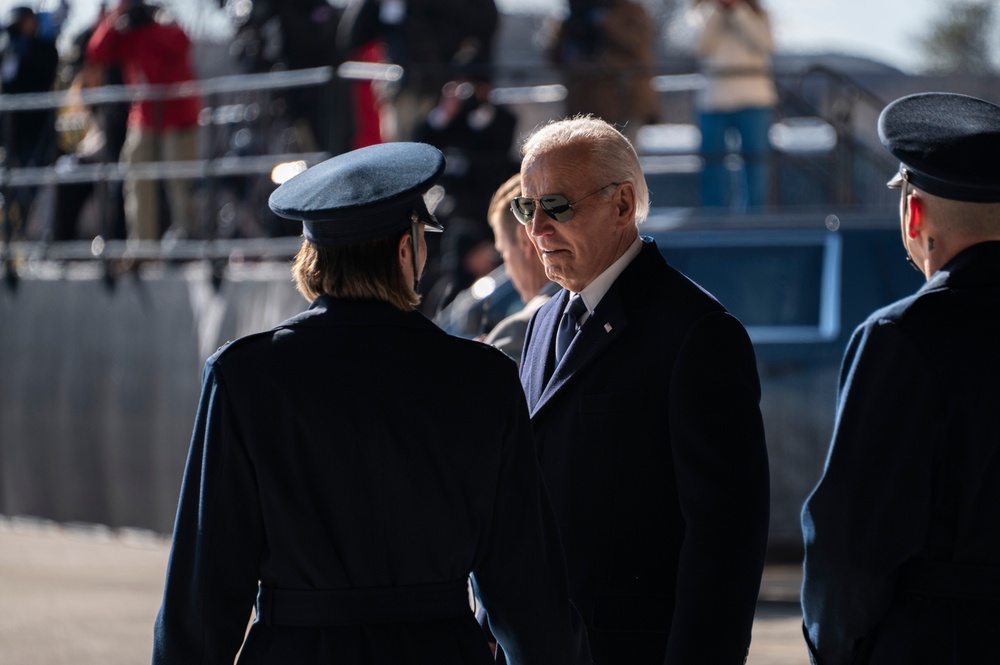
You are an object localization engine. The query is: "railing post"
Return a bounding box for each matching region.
[831,85,857,206]
[1,106,14,290]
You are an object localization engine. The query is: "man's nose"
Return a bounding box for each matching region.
[528,210,553,237]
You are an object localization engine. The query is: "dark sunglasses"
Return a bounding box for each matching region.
[509,182,620,225]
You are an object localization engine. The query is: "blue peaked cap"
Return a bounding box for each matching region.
[269,142,446,244]
[878,92,1000,203]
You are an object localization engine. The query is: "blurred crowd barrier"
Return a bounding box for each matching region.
[0,60,903,273]
[0,261,304,533]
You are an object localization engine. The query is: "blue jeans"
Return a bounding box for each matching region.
[698,107,773,211]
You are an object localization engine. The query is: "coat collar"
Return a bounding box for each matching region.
[279,296,440,334]
[921,240,1000,294]
[524,238,661,417]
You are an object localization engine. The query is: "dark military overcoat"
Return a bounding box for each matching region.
[152,296,589,665]
[803,241,1000,664]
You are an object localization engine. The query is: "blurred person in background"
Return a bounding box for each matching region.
[420,215,499,316]
[414,72,515,315]
[86,0,202,242]
[221,0,349,155]
[263,0,345,154]
[152,142,592,665]
[482,173,558,366]
[414,74,518,232]
[217,0,355,238]
[337,0,499,143]
[688,0,777,211]
[802,92,1000,665]
[546,0,659,142]
[0,5,60,169]
[0,5,61,237]
[50,20,129,242]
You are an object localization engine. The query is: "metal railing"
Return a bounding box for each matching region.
[0,59,897,286]
[0,64,366,281]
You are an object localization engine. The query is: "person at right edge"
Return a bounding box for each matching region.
[801,92,1000,664]
[508,115,770,664]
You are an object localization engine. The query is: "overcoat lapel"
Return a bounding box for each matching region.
[530,282,629,418]
[523,239,663,417]
[522,290,567,413]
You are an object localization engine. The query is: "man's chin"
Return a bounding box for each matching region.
[543,265,567,285]
[544,271,576,292]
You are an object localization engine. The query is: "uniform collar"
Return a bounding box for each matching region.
[921,240,1000,293]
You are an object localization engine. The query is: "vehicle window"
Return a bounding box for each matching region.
[656,230,841,343]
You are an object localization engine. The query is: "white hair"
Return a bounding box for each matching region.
[521,115,651,223]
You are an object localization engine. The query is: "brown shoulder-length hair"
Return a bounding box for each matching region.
[291,230,419,311]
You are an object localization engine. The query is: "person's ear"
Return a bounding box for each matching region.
[398,231,411,270]
[907,195,924,239]
[614,182,636,228]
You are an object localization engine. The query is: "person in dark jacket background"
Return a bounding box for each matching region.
[337,0,499,143]
[0,5,60,235]
[152,142,591,665]
[802,92,1000,665]
[0,5,59,168]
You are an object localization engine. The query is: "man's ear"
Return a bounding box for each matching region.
[614,182,636,228]
[907,195,924,239]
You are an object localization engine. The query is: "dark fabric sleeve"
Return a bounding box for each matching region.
[800,320,941,665]
[665,311,770,664]
[470,375,592,665]
[151,361,264,665]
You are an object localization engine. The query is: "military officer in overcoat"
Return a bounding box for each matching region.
[802,92,1000,664]
[151,142,592,665]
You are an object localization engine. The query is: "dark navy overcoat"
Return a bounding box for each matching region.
[519,239,771,664]
[152,296,590,665]
[802,241,1000,664]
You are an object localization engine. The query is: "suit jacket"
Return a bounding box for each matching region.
[520,238,770,664]
[485,281,560,366]
[801,241,1000,665]
[152,297,591,665]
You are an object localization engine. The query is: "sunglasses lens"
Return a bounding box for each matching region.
[511,197,534,224]
[540,195,573,222]
[510,195,575,224]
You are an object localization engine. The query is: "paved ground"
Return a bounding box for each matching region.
[0,517,810,664]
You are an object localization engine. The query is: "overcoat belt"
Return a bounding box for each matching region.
[256,580,471,627]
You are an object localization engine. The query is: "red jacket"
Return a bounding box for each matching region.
[86,16,201,130]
